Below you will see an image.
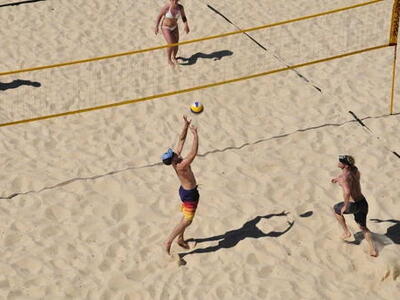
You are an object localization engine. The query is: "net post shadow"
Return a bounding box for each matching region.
[0,0,46,8]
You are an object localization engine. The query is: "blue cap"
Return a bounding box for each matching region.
[161,148,174,163]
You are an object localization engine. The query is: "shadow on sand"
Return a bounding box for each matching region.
[0,79,41,91]
[0,0,46,8]
[179,211,294,263]
[344,218,400,254]
[370,219,400,244]
[177,50,233,65]
[299,210,313,218]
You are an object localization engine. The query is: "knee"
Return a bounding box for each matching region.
[183,219,192,226]
[332,204,341,215]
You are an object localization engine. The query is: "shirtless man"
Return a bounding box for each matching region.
[161,115,199,255]
[331,155,377,257]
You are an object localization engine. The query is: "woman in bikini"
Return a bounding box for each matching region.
[155,0,190,66]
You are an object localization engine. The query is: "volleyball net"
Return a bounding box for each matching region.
[0,0,397,127]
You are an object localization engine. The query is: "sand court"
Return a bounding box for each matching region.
[1,0,400,299]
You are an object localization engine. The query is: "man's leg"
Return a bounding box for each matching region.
[354,203,378,257]
[165,217,192,255]
[359,225,378,257]
[177,224,190,250]
[333,205,351,239]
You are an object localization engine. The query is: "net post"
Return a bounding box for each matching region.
[390,44,398,114]
[390,0,399,114]
[389,0,400,45]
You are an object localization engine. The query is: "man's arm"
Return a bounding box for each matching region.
[179,125,198,168]
[175,115,191,155]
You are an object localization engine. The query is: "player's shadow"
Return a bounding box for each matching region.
[180,211,294,259]
[344,218,400,251]
[0,79,41,91]
[177,50,233,65]
[370,219,400,244]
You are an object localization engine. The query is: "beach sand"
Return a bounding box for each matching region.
[0,0,399,299]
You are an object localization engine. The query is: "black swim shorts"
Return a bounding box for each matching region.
[333,197,368,227]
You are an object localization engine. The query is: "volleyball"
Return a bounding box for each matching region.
[190,101,204,114]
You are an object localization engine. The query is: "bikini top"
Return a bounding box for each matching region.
[165,6,181,19]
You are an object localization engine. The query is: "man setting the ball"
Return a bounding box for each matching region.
[161,115,199,255]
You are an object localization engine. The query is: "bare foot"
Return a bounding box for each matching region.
[168,59,175,67]
[164,241,172,255]
[341,231,352,240]
[178,257,187,266]
[173,56,183,65]
[177,239,190,250]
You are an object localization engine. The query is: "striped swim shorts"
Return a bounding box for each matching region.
[179,186,200,221]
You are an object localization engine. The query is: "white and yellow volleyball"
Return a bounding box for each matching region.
[190,101,204,114]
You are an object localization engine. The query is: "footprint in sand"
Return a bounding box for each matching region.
[111,202,128,222]
[40,226,59,238]
[44,205,70,221]
[15,257,42,275]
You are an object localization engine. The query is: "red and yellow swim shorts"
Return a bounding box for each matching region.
[179,186,200,221]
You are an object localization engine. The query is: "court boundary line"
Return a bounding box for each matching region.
[2,111,398,200]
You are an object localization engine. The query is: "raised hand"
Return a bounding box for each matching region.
[183,115,192,125]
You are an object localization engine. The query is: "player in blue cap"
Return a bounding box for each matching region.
[161,115,199,255]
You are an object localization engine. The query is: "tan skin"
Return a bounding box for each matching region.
[164,115,198,255]
[155,0,190,66]
[331,161,377,257]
